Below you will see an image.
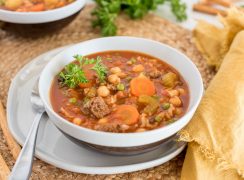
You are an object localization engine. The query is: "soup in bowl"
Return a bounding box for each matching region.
[0,0,75,12]
[39,37,203,154]
[0,0,85,24]
[50,51,190,133]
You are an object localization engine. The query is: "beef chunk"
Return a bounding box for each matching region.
[89,97,111,119]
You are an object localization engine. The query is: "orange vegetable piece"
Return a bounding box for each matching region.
[56,1,65,8]
[130,75,156,96]
[29,3,45,12]
[79,82,93,88]
[114,105,139,125]
[79,69,95,88]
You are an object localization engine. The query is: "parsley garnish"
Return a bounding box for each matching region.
[59,55,108,88]
[59,63,88,88]
[73,55,98,66]
[91,57,108,82]
[92,0,187,36]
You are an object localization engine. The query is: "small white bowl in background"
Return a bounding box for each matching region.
[0,0,86,24]
[39,36,204,154]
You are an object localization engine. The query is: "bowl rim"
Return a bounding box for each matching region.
[39,36,204,138]
[0,0,84,15]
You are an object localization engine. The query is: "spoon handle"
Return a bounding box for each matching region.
[9,112,44,180]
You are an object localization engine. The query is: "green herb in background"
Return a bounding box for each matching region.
[170,0,187,21]
[92,0,187,36]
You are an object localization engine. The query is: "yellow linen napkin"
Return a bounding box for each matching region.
[193,7,244,70]
[180,8,244,180]
[182,143,241,180]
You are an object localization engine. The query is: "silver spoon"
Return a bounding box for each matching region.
[9,79,45,180]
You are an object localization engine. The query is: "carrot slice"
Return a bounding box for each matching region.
[79,82,93,88]
[130,75,156,96]
[113,105,139,125]
[79,69,95,88]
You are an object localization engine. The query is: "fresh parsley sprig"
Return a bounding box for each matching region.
[59,55,108,88]
[91,57,108,82]
[73,55,98,66]
[59,63,88,88]
[92,0,187,36]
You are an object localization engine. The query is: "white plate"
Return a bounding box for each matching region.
[7,46,186,174]
[0,0,86,24]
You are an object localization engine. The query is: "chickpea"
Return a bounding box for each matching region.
[97,86,110,97]
[116,91,127,99]
[110,67,122,74]
[108,74,120,84]
[105,95,117,105]
[72,118,82,126]
[167,89,179,97]
[137,56,142,61]
[132,64,145,72]
[117,72,127,78]
[169,96,182,107]
[138,72,147,79]
[120,124,130,131]
[178,88,185,95]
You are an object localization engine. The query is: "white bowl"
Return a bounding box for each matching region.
[0,0,86,24]
[39,36,204,149]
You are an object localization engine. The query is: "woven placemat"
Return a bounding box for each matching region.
[0,4,215,179]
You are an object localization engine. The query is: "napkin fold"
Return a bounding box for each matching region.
[193,7,244,70]
[180,7,244,180]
